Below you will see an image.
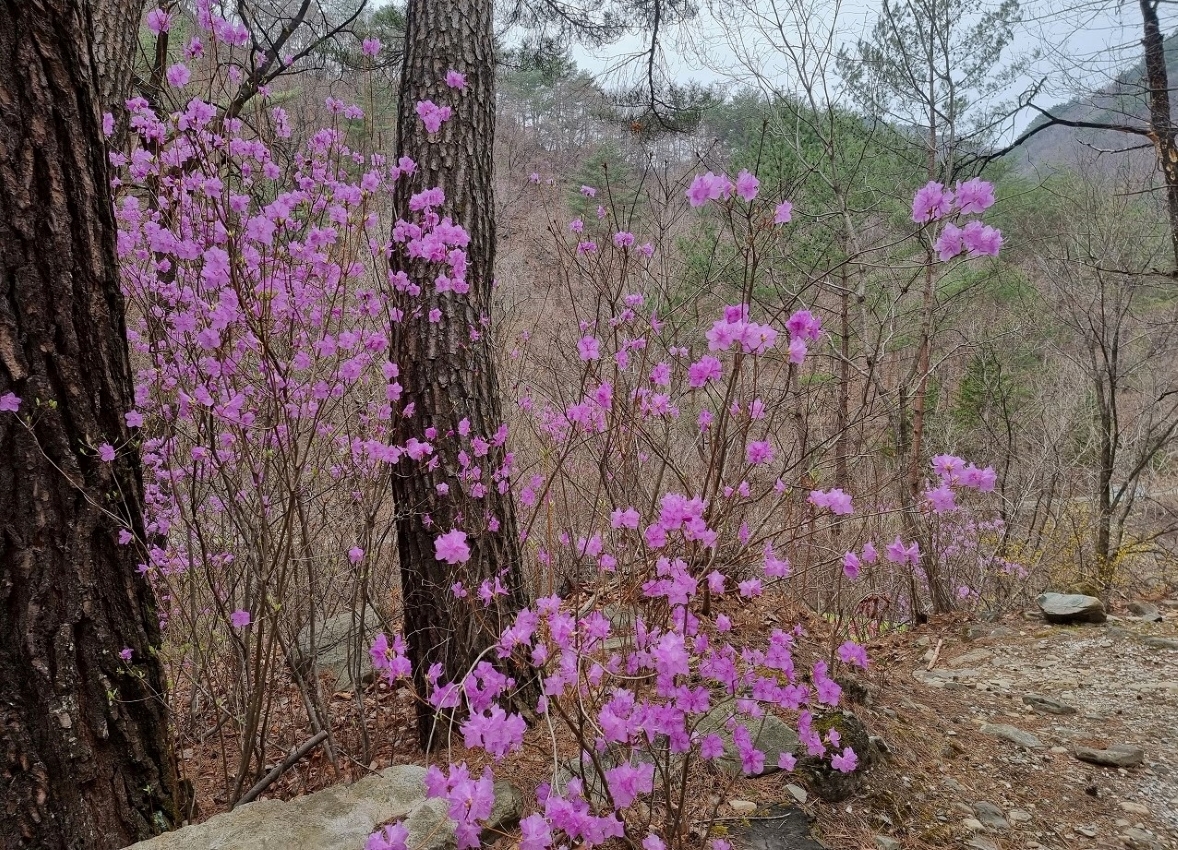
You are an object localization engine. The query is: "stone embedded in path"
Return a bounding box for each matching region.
[980,723,1044,749]
[1073,744,1145,769]
[972,801,1009,830]
[1119,801,1150,816]
[732,802,829,850]
[1022,693,1077,715]
[1141,636,1178,650]
[1121,827,1165,850]
[948,648,993,668]
[1037,592,1107,625]
[1125,601,1163,622]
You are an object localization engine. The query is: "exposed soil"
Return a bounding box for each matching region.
[174,595,1178,850]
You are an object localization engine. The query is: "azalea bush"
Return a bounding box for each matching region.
[362,169,1003,849]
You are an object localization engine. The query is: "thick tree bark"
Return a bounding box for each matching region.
[1140,0,1178,269]
[91,0,145,113]
[390,0,532,749]
[0,2,183,847]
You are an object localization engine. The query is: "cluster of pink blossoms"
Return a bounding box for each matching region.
[925,453,997,513]
[685,169,793,224]
[911,177,1002,261]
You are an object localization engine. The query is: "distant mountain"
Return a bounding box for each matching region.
[1006,32,1178,179]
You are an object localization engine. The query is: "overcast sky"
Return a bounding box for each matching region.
[567,0,1178,136]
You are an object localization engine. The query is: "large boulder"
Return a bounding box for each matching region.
[124,764,430,850]
[697,699,801,778]
[1036,592,1106,624]
[797,711,870,801]
[124,767,523,850]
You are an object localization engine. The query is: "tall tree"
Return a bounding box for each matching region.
[992,0,1178,271]
[390,0,532,748]
[0,1,183,846]
[837,0,1025,612]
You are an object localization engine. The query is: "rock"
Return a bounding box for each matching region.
[556,753,617,801]
[1022,693,1077,715]
[1067,578,1104,597]
[962,818,985,832]
[1074,745,1145,768]
[867,735,892,763]
[1122,828,1164,850]
[1007,810,1032,824]
[980,723,1044,749]
[485,781,523,834]
[297,606,385,690]
[1126,601,1163,622]
[1077,826,1098,838]
[729,799,758,814]
[1141,636,1178,650]
[972,802,1009,830]
[732,803,829,850]
[961,624,988,641]
[1119,801,1150,816]
[785,784,808,805]
[797,711,870,802]
[697,700,800,778]
[949,648,992,667]
[874,836,900,850]
[405,797,456,850]
[965,839,998,850]
[125,764,430,850]
[1036,592,1106,624]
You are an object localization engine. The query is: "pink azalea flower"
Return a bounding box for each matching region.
[435,529,471,564]
[954,177,996,214]
[911,181,953,222]
[774,200,793,223]
[230,609,251,628]
[830,746,858,773]
[145,7,171,33]
[577,336,600,361]
[166,63,190,88]
[445,69,467,89]
[734,169,759,201]
[1,392,22,413]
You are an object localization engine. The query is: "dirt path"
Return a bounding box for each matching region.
[808,600,1178,850]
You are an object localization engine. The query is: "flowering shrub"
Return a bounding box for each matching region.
[0,5,1010,843]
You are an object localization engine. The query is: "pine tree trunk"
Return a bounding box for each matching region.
[390,0,532,750]
[1139,0,1178,270]
[0,2,183,846]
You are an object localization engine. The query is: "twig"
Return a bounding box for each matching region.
[234,730,328,807]
[925,638,944,670]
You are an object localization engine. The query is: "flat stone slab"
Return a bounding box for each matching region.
[732,803,829,850]
[1141,636,1178,650]
[980,723,1043,749]
[125,764,430,850]
[124,767,522,850]
[1037,593,1106,624]
[1022,693,1077,715]
[1073,744,1145,768]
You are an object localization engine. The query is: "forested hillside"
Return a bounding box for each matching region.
[1,2,1176,850]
